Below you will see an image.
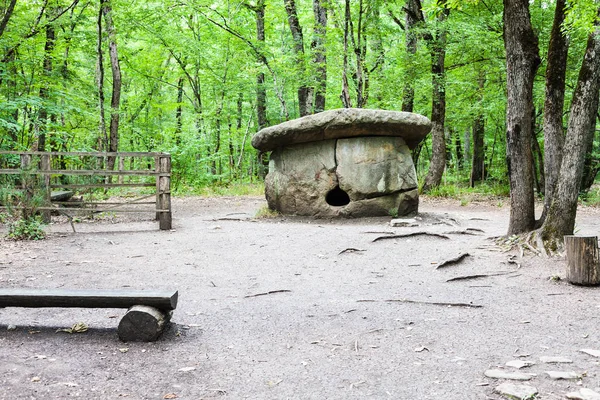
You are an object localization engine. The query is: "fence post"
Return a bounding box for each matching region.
[40,154,51,223]
[118,156,124,185]
[157,154,171,230]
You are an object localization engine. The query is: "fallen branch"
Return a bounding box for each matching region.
[244,290,291,298]
[444,230,480,236]
[372,232,450,242]
[385,299,483,308]
[466,228,485,233]
[436,253,471,269]
[338,248,366,255]
[446,271,515,282]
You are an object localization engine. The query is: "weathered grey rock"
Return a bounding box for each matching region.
[252,108,431,151]
[484,369,534,381]
[566,388,600,400]
[265,140,337,217]
[545,370,581,380]
[494,383,538,400]
[264,137,419,217]
[506,360,535,369]
[390,218,419,227]
[336,136,417,200]
[539,356,573,363]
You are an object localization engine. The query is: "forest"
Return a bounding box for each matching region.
[0,1,599,205]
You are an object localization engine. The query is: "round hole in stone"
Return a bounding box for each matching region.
[325,186,350,207]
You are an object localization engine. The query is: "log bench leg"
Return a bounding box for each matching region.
[118,305,172,342]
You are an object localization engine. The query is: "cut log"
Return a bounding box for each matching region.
[0,289,178,311]
[118,305,172,342]
[564,236,600,286]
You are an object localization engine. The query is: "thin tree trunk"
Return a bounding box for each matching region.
[422,3,449,192]
[102,0,121,172]
[471,118,485,186]
[252,0,268,129]
[175,75,184,146]
[96,2,107,155]
[312,0,327,113]
[503,0,540,235]
[37,17,56,152]
[284,0,313,116]
[402,0,419,112]
[340,0,352,108]
[470,70,486,186]
[540,0,568,224]
[0,0,17,38]
[539,12,600,252]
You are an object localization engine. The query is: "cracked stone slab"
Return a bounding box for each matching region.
[494,383,538,400]
[545,370,581,380]
[252,108,432,151]
[539,356,573,363]
[484,369,535,380]
[566,389,600,400]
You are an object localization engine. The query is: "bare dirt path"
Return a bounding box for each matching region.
[1,196,600,399]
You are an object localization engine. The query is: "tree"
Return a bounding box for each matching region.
[538,13,600,252]
[540,0,569,224]
[420,0,450,193]
[502,0,540,235]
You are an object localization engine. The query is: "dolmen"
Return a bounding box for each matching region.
[252,108,432,217]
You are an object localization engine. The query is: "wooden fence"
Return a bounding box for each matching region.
[0,151,171,230]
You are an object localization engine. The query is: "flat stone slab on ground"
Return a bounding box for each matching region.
[539,356,573,363]
[580,349,600,358]
[494,383,538,400]
[545,370,581,380]
[506,360,535,369]
[485,369,534,381]
[567,389,600,400]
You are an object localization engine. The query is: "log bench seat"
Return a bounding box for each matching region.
[0,288,178,342]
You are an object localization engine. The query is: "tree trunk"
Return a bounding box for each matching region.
[284,0,313,116]
[312,0,327,113]
[539,16,600,252]
[581,96,600,192]
[38,18,56,152]
[0,0,17,39]
[401,0,419,112]
[253,1,268,129]
[422,4,449,193]
[175,75,184,146]
[102,0,122,172]
[470,115,485,186]
[540,0,568,224]
[96,2,107,155]
[340,0,352,108]
[503,0,540,235]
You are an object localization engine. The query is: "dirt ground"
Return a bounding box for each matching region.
[1,195,600,400]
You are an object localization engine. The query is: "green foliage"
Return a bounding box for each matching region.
[5,215,46,241]
[0,170,47,240]
[0,0,595,199]
[255,205,279,219]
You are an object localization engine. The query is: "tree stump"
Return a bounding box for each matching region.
[118,305,172,342]
[564,235,600,286]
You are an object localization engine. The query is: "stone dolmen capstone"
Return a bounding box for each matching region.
[252,108,432,217]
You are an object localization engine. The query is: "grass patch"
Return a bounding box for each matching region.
[425,181,510,201]
[255,205,279,219]
[175,182,264,197]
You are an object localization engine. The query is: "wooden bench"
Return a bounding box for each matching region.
[0,289,178,342]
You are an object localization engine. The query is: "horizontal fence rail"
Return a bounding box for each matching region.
[0,151,172,230]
